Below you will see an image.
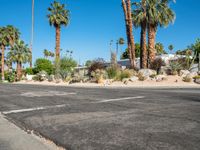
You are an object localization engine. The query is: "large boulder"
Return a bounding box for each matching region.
[138,69,156,78]
[180,70,190,77]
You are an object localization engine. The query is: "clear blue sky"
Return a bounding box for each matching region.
[0,0,200,64]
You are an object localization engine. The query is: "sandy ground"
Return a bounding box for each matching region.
[14,75,200,88]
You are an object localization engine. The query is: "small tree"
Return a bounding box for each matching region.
[168,45,174,53]
[34,58,53,75]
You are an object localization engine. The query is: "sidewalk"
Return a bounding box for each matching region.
[0,114,62,150]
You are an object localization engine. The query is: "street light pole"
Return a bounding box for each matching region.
[30,0,34,68]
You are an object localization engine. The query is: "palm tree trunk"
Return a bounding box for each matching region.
[122,0,135,69]
[55,26,61,59]
[1,46,5,81]
[148,24,156,67]
[140,0,147,69]
[140,21,147,69]
[17,61,21,80]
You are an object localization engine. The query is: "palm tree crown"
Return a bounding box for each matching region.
[47,1,70,28]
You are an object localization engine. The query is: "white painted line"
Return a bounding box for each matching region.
[3,104,67,115]
[96,96,145,103]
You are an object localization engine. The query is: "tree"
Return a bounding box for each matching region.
[0,27,9,81]
[43,49,49,58]
[122,0,135,68]
[146,0,175,64]
[34,58,53,75]
[118,38,125,55]
[7,40,31,80]
[155,42,167,55]
[168,44,174,53]
[60,57,77,73]
[188,38,200,62]
[85,60,92,67]
[132,0,147,69]
[47,1,70,60]
[121,43,140,59]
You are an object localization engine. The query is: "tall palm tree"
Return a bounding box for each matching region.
[8,40,31,80]
[146,0,175,65]
[122,0,136,68]
[0,27,9,81]
[132,0,148,69]
[6,25,20,47]
[47,1,70,60]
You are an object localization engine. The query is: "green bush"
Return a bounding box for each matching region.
[106,66,119,79]
[117,69,132,81]
[193,76,200,80]
[25,68,34,75]
[169,60,182,75]
[34,58,53,75]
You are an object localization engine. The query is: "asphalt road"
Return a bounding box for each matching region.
[0,84,200,150]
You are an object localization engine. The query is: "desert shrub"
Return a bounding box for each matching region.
[182,75,192,82]
[33,71,48,82]
[91,69,107,83]
[149,74,157,78]
[5,71,15,82]
[88,58,105,75]
[60,57,77,73]
[34,58,53,75]
[116,69,133,81]
[106,66,120,79]
[193,76,200,80]
[150,58,164,74]
[25,68,34,75]
[137,72,147,81]
[169,60,182,75]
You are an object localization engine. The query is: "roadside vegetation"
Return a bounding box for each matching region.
[0,0,200,85]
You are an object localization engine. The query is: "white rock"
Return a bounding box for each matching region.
[180,70,190,77]
[138,69,156,77]
[130,76,139,82]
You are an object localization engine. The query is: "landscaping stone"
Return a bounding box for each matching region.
[180,70,190,77]
[156,75,167,81]
[138,69,156,78]
[194,78,200,84]
[26,75,35,81]
[129,76,138,82]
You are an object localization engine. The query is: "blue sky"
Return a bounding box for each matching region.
[0,0,200,65]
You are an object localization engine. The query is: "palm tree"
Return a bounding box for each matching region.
[168,44,174,53]
[47,1,70,60]
[146,0,175,65]
[6,25,20,47]
[118,38,125,55]
[0,27,9,81]
[8,40,31,80]
[122,0,136,68]
[132,0,147,69]
[43,49,49,58]
[6,25,20,69]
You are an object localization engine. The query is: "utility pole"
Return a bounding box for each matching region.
[30,0,34,68]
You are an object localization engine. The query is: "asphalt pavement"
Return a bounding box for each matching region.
[0,84,200,150]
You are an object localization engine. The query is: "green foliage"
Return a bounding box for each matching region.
[60,57,77,72]
[85,60,92,67]
[155,42,167,55]
[4,71,15,82]
[168,44,174,52]
[34,58,53,75]
[121,43,140,59]
[169,60,182,75]
[106,66,119,79]
[116,69,133,81]
[188,38,200,62]
[47,1,70,28]
[193,76,200,80]
[25,68,34,75]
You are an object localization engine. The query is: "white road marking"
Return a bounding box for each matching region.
[96,96,145,103]
[3,104,67,115]
[20,91,76,97]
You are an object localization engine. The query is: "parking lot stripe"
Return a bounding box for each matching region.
[2,104,67,115]
[96,96,145,103]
